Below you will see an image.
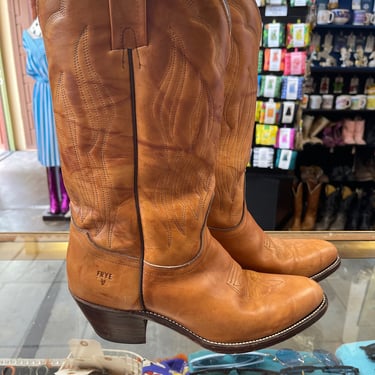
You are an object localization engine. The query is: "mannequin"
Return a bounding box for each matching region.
[23,17,70,216]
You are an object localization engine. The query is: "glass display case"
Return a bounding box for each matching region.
[0,231,374,363]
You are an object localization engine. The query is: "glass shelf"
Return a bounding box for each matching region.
[0,232,374,362]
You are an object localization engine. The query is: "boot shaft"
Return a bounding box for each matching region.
[208,0,262,228]
[39,0,231,265]
[301,181,322,230]
[289,182,303,230]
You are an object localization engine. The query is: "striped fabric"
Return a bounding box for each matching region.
[23,30,60,167]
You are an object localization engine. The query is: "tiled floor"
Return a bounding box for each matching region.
[1,151,375,362]
[0,151,69,232]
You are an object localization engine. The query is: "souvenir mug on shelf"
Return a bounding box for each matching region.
[322,94,334,109]
[335,95,351,110]
[309,95,323,109]
[350,95,367,110]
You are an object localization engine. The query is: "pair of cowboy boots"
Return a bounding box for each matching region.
[38,0,340,353]
[301,115,331,145]
[290,166,328,231]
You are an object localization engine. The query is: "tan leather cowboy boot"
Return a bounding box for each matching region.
[289,182,303,231]
[301,181,323,231]
[207,0,340,281]
[39,0,327,353]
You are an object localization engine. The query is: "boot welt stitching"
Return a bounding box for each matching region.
[141,293,328,347]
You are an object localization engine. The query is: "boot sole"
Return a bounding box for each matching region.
[73,293,328,354]
[311,256,341,282]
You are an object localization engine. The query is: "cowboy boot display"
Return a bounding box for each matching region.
[39,0,327,353]
[301,115,315,144]
[46,167,60,214]
[301,180,323,230]
[309,116,331,144]
[207,0,340,281]
[289,182,303,231]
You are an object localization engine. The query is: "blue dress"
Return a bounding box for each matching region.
[22,30,60,167]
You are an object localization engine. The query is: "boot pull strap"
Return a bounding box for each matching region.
[109,0,147,49]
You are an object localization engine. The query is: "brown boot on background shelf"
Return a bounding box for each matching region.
[39,0,328,353]
[289,181,303,231]
[342,118,356,144]
[354,117,366,145]
[330,186,355,230]
[290,167,329,231]
[207,0,339,282]
[301,180,323,230]
[315,184,341,230]
[298,166,327,230]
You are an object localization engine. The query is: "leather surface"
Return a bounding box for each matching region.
[38,0,325,347]
[211,211,338,277]
[290,182,303,231]
[38,0,231,264]
[208,0,339,278]
[208,0,262,229]
[38,0,141,257]
[109,0,147,49]
[301,182,323,231]
[68,223,324,344]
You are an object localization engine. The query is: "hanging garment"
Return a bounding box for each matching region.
[23,30,60,167]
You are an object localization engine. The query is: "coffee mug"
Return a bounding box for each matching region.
[317,9,334,24]
[322,94,334,109]
[353,10,367,25]
[335,95,351,109]
[332,8,351,24]
[351,95,367,110]
[309,95,323,109]
[367,12,375,24]
[366,95,375,110]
